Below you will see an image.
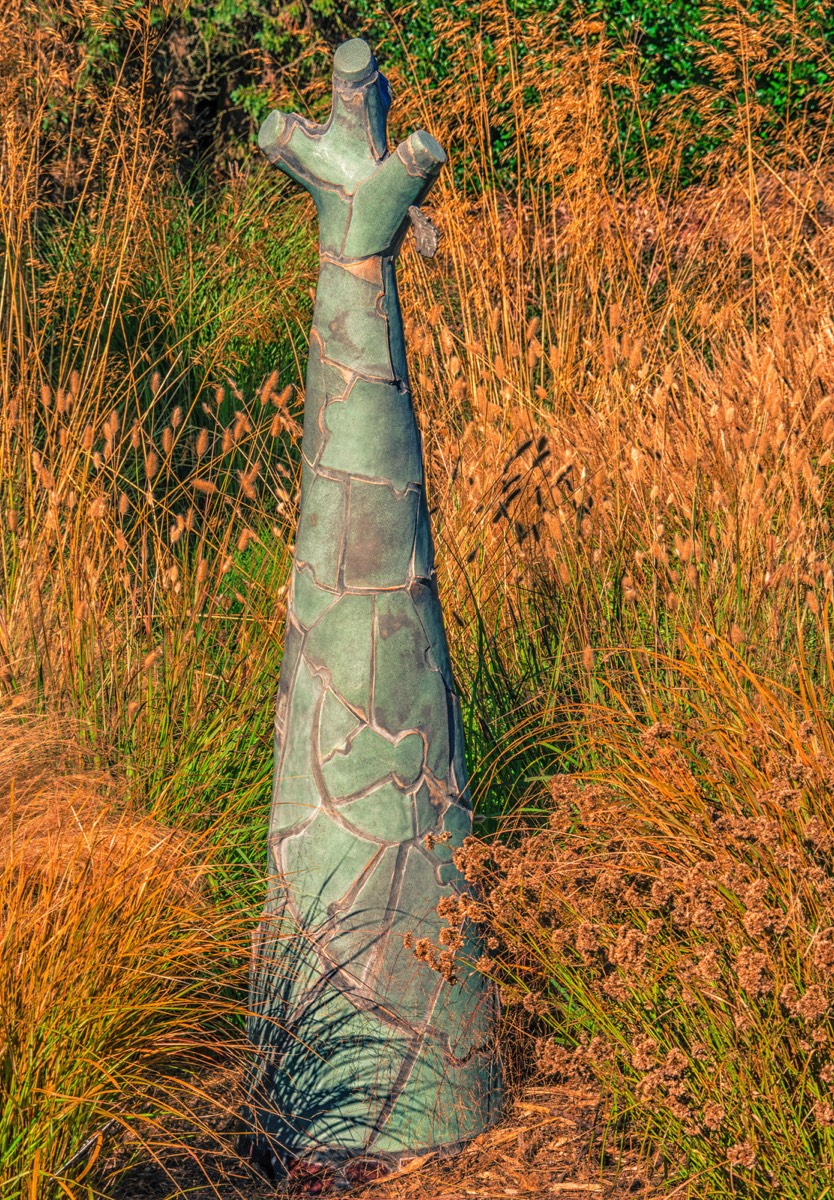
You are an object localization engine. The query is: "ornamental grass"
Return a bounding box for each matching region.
[2,0,834,1194]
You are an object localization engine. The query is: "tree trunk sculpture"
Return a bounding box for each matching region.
[245,37,501,1176]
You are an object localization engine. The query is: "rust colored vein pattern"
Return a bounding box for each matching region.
[243,37,501,1175]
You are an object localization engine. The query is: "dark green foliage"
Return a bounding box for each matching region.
[29,0,834,186]
[353,0,834,183]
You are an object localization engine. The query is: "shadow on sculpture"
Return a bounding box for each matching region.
[242,35,502,1176]
[242,880,498,1175]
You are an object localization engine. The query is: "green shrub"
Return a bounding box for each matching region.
[26,0,834,185]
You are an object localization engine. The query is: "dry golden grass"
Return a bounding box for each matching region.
[388,2,834,706]
[0,1,311,838]
[392,4,834,1192]
[433,637,834,1195]
[0,709,254,1198]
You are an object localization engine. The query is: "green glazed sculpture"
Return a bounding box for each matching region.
[245,37,501,1177]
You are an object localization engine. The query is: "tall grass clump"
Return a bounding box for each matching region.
[0,11,308,1194]
[0,710,254,1198]
[0,1,313,842]
[381,0,834,811]
[439,639,834,1196]
[385,0,834,1189]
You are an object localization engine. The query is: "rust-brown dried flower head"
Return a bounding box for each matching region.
[727,1139,756,1169]
[453,836,492,883]
[815,1102,834,1128]
[610,926,648,971]
[631,1034,658,1072]
[703,1102,725,1131]
[734,948,772,998]
[575,921,600,960]
[793,984,829,1024]
[812,930,834,977]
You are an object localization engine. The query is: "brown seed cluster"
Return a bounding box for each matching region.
[432,648,834,1189]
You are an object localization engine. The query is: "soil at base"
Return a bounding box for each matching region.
[99,1066,668,1199]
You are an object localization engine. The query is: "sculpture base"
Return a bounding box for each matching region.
[239,1132,473,1191]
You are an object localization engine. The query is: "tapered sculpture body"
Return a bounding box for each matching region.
[245,38,500,1173]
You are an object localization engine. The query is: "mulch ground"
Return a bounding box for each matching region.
[100,1068,671,1200]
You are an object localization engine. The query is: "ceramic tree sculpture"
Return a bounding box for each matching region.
[245,37,501,1177]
